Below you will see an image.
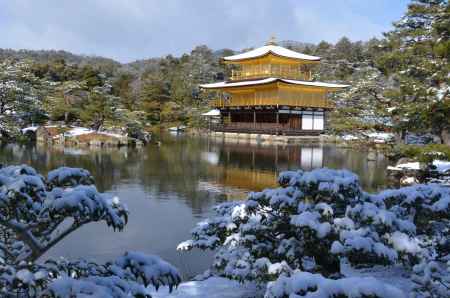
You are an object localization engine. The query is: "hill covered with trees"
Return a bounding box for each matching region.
[0,0,448,144]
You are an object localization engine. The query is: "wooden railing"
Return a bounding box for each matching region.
[225,122,283,130]
[210,123,322,135]
[210,94,333,109]
[231,64,311,81]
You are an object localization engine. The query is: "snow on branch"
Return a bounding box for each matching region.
[0,164,181,297]
[43,252,181,297]
[180,168,450,296]
[0,165,128,264]
[47,167,94,187]
[48,185,128,231]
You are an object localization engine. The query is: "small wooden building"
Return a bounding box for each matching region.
[200,39,349,135]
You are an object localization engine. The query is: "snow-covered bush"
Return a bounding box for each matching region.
[411,259,450,298]
[180,168,450,297]
[0,164,180,297]
[265,271,405,298]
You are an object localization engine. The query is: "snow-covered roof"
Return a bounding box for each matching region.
[201,109,221,116]
[223,45,320,62]
[200,78,349,90]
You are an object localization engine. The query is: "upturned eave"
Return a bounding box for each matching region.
[200,78,350,92]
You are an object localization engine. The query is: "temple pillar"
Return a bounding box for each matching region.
[275,145,278,167]
[252,150,255,168]
[276,109,279,134]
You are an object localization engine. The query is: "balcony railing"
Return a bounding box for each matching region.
[210,95,333,109]
[210,123,322,136]
[231,65,311,81]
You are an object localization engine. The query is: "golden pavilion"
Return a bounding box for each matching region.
[200,38,349,135]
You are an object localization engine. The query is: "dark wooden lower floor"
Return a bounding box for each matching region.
[212,108,326,136]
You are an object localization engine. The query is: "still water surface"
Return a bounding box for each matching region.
[0,134,390,278]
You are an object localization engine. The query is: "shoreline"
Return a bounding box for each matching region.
[5,127,395,152]
[20,125,148,148]
[188,129,394,151]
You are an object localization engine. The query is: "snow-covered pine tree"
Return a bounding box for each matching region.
[179,168,450,297]
[377,0,449,143]
[329,66,393,134]
[79,91,115,131]
[0,165,180,297]
[0,60,46,138]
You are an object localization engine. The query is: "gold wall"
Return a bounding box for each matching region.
[211,84,332,108]
[231,64,311,81]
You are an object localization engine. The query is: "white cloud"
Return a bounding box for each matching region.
[0,0,407,62]
[292,2,389,43]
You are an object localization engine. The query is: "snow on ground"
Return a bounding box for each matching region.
[433,160,450,173]
[364,132,395,143]
[436,84,449,101]
[387,162,421,171]
[340,132,395,143]
[148,277,262,298]
[150,265,414,298]
[341,134,359,141]
[64,127,94,137]
[386,107,397,113]
[388,160,450,174]
[21,126,39,133]
[20,126,127,138]
[61,127,126,139]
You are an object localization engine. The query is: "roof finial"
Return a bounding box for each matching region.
[266,35,277,46]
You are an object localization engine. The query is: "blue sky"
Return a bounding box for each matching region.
[0,0,411,63]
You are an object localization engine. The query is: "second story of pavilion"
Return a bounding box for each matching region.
[199,39,350,110]
[223,39,321,82]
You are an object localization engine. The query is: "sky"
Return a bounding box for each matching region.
[0,0,411,63]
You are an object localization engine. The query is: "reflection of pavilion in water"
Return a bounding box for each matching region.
[199,138,390,194]
[200,142,324,193]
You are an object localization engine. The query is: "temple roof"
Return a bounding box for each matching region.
[200,78,349,90]
[223,45,320,62]
[201,109,221,116]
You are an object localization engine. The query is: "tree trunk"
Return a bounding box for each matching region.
[441,128,450,145]
[394,130,405,144]
[93,118,103,131]
[0,100,6,115]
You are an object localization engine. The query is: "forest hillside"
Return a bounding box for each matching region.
[0,0,448,143]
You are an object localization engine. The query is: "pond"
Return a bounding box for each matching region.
[0,134,391,279]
